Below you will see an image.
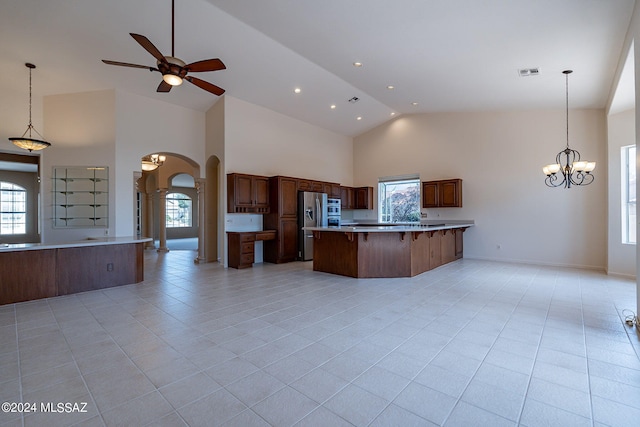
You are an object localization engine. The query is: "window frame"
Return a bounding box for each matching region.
[378,176,421,224]
[165,192,193,228]
[0,181,27,235]
[622,144,636,245]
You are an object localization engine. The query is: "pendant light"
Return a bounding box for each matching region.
[141,154,166,171]
[542,70,595,188]
[9,63,51,152]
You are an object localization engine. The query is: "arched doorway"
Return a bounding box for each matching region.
[137,152,205,262]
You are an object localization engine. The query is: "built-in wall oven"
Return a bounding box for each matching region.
[327,198,341,226]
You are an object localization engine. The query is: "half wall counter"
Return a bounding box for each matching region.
[0,237,151,305]
[304,222,474,278]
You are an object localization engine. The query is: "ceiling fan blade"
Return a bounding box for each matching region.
[157,80,172,92]
[102,60,158,71]
[130,33,166,62]
[186,58,226,73]
[185,76,225,96]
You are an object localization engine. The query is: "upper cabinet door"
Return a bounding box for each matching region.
[227,173,271,213]
[253,176,270,209]
[439,179,462,207]
[421,181,439,208]
[422,179,462,208]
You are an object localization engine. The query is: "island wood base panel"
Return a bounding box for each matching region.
[312,228,465,278]
[0,242,144,305]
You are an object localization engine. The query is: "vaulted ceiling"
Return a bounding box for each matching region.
[0,0,635,138]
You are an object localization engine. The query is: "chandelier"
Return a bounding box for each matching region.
[9,63,52,152]
[141,154,166,172]
[542,70,595,188]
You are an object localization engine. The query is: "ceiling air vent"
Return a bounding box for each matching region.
[348,96,360,103]
[518,68,540,77]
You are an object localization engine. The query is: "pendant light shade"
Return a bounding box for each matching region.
[9,63,51,152]
[542,70,595,188]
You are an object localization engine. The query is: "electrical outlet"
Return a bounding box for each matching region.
[107,263,113,271]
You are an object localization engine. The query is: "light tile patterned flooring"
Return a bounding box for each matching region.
[1,250,639,426]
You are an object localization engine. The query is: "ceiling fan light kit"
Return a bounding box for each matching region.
[9,63,52,152]
[102,0,226,96]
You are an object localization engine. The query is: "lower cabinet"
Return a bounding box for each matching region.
[429,230,442,269]
[264,218,298,264]
[227,233,255,269]
[228,230,277,269]
[440,229,457,264]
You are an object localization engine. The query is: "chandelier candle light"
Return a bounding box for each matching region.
[9,63,52,152]
[542,70,595,188]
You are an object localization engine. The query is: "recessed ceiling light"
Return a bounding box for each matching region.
[390,112,396,116]
[387,85,394,90]
[353,62,363,67]
[411,102,419,106]
[356,116,362,121]
[330,104,336,109]
[294,87,301,94]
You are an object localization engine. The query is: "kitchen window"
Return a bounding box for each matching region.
[622,145,636,244]
[166,192,192,228]
[0,181,27,235]
[378,176,420,223]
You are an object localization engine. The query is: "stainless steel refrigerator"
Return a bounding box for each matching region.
[298,191,328,261]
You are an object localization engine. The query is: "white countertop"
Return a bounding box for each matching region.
[0,236,153,252]
[304,221,474,233]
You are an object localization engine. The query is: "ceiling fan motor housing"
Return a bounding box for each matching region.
[158,56,188,82]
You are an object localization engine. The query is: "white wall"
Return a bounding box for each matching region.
[115,91,205,237]
[41,89,205,242]
[354,110,607,270]
[221,96,353,265]
[43,90,116,243]
[608,109,636,277]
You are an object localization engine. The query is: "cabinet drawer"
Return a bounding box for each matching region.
[241,242,255,254]
[240,234,255,243]
[240,253,254,265]
[255,231,276,241]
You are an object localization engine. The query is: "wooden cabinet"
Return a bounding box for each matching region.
[340,186,354,209]
[422,179,462,208]
[227,232,255,269]
[298,179,323,192]
[341,186,373,209]
[265,176,300,263]
[227,173,270,213]
[422,182,439,208]
[454,228,464,259]
[440,229,456,264]
[323,182,341,198]
[429,230,442,269]
[354,187,373,209]
[228,230,276,269]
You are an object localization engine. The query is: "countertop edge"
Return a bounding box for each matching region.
[0,237,153,252]
[304,223,475,233]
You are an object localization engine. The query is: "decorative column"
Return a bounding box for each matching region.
[144,192,156,249]
[157,188,169,253]
[194,178,207,264]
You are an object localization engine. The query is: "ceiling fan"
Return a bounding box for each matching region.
[102,0,226,95]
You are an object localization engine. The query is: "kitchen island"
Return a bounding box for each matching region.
[304,223,473,278]
[0,237,151,305]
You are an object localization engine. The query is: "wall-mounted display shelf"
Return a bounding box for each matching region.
[53,167,109,228]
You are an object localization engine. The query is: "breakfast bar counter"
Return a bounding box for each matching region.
[0,237,151,305]
[304,223,473,278]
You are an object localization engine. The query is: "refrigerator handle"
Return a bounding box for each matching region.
[316,198,321,227]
